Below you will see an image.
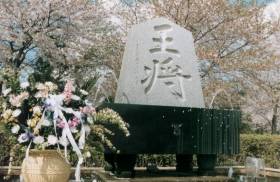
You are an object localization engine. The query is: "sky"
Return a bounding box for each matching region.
[229,0,276,5]
[264,0,280,21]
[263,0,280,56]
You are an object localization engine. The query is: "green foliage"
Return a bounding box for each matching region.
[68,142,105,167]
[0,68,20,94]
[240,114,255,134]
[240,122,255,134]
[218,134,280,168]
[31,58,54,83]
[240,134,280,168]
[0,133,14,165]
[136,154,176,167]
[0,123,24,166]
[136,135,280,168]
[81,78,98,92]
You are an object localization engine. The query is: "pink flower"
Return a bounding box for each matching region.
[68,117,80,128]
[80,106,96,115]
[9,92,29,107]
[57,118,65,128]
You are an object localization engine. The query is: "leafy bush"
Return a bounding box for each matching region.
[138,134,280,168]
[0,134,14,166]
[228,134,280,168]
[136,154,176,167]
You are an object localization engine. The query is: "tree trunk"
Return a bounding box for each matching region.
[271,102,279,135]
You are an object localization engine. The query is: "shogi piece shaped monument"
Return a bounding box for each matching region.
[115,18,205,108]
[102,18,240,177]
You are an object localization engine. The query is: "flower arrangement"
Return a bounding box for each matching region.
[0,77,94,148]
[0,66,129,180]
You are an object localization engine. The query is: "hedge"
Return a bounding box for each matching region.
[1,134,280,168]
[236,134,280,168]
[136,135,280,168]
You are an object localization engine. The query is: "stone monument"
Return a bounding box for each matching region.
[115,17,205,108]
[102,18,240,177]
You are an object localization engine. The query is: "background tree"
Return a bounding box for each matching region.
[242,1,280,133]
[116,0,280,133]
[0,0,124,103]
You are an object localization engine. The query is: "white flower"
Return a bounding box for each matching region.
[18,133,29,143]
[12,109,21,117]
[2,102,7,110]
[35,83,48,98]
[59,137,69,146]
[84,125,91,135]
[33,136,44,144]
[35,92,43,98]
[20,82,30,89]
[85,151,91,158]
[45,82,53,87]
[71,95,81,101]
[87,116,93,124]
[70,127,78,133]
[32,106,41,115]
[2,88,11,96]
[85,99,93,106]
[73,111,82,119]
[11,125,20,134]
[47,135,58,145]
[42,119,52,126]
[2,109,12,119]
[9,92,29,107]
[45,82,57,91]
[35,83,45,90]
[80,89,88,95]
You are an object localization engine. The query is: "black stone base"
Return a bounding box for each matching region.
[105,153,218,177]
[104,153,137,178]
[104,153,116,172]
[197,154,217,176]
[176,154,193,174]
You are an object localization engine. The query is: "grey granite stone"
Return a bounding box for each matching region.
[115,18,205,108]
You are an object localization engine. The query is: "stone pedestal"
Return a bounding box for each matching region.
[104,153,137,178]
[176,154,193,173]
[197,154,217,176]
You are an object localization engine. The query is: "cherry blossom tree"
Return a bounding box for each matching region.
[0,0,123,102]
[116,0,280,132]
[242,0,280,133]
[1,0,101,67]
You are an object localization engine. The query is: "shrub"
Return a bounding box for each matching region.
[138,134,280,168]
[136,154,176,167]
[227,134,280,168]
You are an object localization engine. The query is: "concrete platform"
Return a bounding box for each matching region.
[94,168,234,182]
[1,166,280,182]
